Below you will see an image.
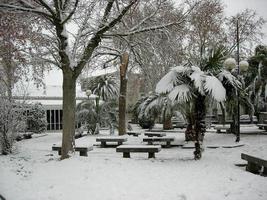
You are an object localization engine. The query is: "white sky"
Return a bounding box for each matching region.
[44,0,267,86]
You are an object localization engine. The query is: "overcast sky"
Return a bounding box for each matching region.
[44,0,267,86]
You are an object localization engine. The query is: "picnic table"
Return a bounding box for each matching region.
[96,137,127,147]
[143,136,175,148]
[241,153,267,175]
[116,145,161,158]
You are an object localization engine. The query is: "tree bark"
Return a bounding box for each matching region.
[193,95,206,160]
[163,115,173,130]
[61,70,76,159]
[118,52,129,136]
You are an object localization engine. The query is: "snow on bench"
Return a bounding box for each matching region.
[143,136,175,148]
[96,136,127,147]
[127,131,141,137]
[241,153,267,175]
[214,124,231,133]
[116,145,161,158]
[144,132,166,137]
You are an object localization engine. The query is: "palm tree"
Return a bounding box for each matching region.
[76,99,118,135]
[84,74,119,134]
[156,49,241,159]
[246,45,267,117]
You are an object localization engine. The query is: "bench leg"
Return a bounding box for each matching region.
[123,152,130,158]
[216,129,221,133]
[263,167,267,176]
[166,141,171,148]
[148,141,153,145]
[58,150,61,155]
[79,151,88,157]
[118,141,122,146]
[101,142,106,147]
[148,152,155,158]
[246,162,261,174]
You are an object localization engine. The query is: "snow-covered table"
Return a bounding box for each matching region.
[96,137,127,147]
[143,136,175,148]
[116,145,161,158]
[144,132,166,137]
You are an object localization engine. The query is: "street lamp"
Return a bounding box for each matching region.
[86,89,92,99]
[224,58,249,142]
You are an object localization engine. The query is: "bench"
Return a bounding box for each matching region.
[241,153,267,175]
[116,145,161,158]
[257,124,267,130]
[96,137,127,147]
[214,124,231,133]
[143,137,175,148]
[144,132,166,137]
[52,145,93,156]
[127,131,141,137]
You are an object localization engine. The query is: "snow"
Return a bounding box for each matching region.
[0,125,267,200]
[204,76,226,102]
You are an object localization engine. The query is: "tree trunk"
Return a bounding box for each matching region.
[118,53,129,136]
[61,70,76,159]
[193,95,206,160]
[163,115,173,130]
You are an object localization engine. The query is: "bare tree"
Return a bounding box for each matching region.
[0,0,190,159]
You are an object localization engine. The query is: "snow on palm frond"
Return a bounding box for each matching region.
[217,70,241,89]
[156,70,178,93]
[204,76,226,102]
[156,66,189,94]
[168,84,192,102]
[190,67,205,95]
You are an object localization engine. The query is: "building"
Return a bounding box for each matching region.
[13,84,93,131]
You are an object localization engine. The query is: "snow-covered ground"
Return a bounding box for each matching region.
[0,125,267,200]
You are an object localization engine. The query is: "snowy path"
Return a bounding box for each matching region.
[0,128,267,200]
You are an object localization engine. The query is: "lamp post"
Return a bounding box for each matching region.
[223,57,249,142]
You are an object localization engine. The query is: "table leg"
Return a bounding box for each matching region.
[101,142,106,147]
[148,152,155,158]
[246,162,261,174]
[123,152,130,158]
[80,151,88,157]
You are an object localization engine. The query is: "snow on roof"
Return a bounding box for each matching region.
[13,84,91,99]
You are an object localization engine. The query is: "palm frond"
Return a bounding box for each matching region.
[204,76,226,102]
[168,84,192,103]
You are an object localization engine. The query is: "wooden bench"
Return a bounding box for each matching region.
[214,124,231,133]
[52,145,93,156]
[143,136,175,148]
[241,153,267,175]
[144,132,166,137]
[127,131,141,137]
[96,137,127,147]
[116,145,161,158]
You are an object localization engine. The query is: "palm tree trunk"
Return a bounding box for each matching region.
[193,95,206,160]
[163,115,173,130]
